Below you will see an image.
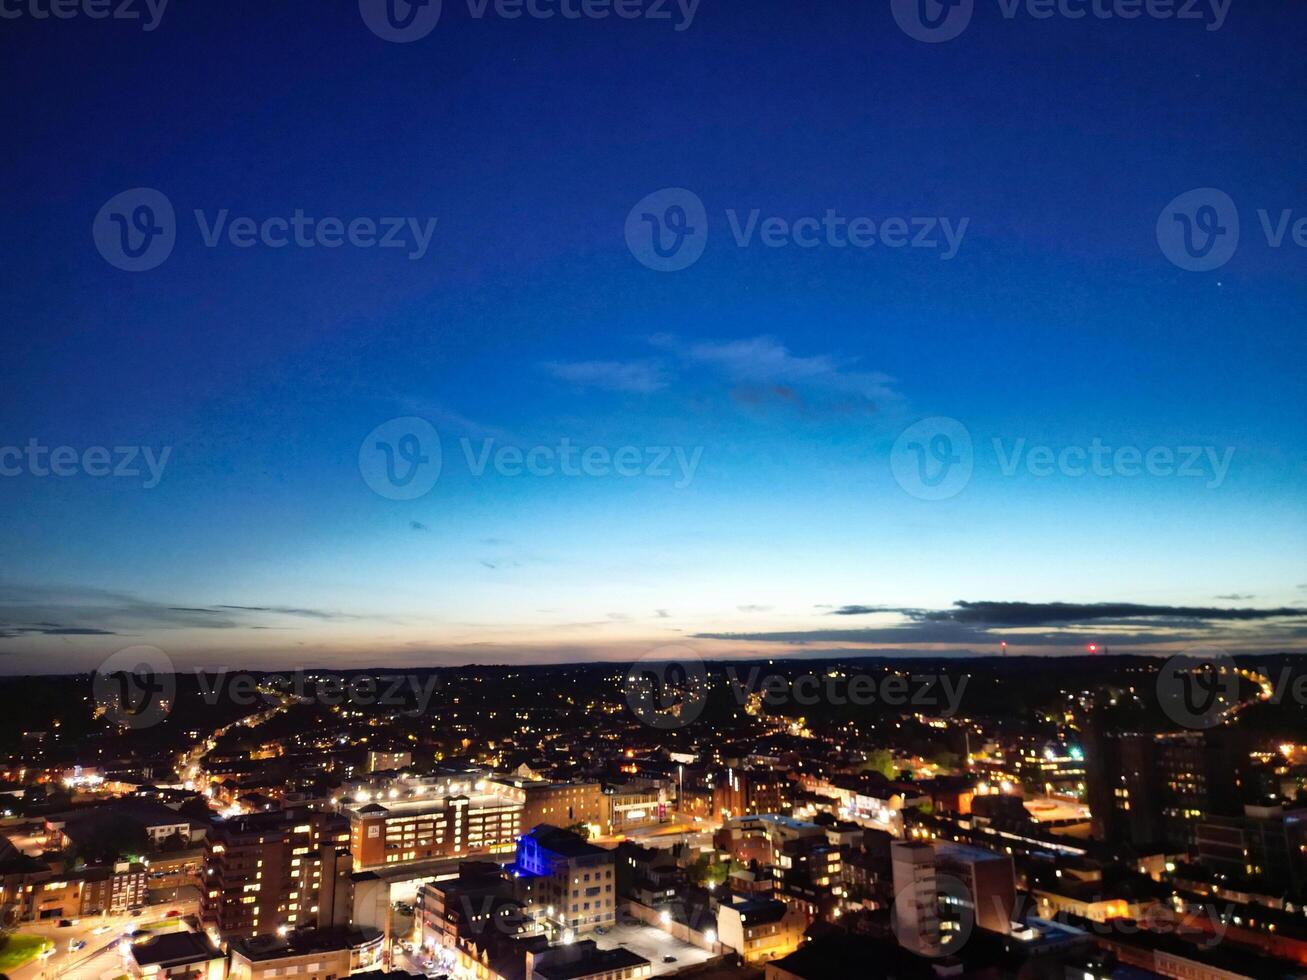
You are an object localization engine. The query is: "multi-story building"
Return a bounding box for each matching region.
[713,768,790,821]
[512,824,616,937]
[715,897,807,965]
[890,839,1016,956]
[492,777,605,837]
[1085,728,1246,849]
[1196,802,1307,895]
[26,861,147,919]
[416,861,529,953]
[200,810,352,940]
[343,770,524,870]
[604,782,669,835]
[773,837,842,920]
[366,750,412,773]
[227,927,383,980]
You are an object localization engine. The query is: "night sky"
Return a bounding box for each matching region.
[1,0,1304,672]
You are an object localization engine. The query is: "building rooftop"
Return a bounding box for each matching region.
[130,932,223,969]
[520,824,607,860]
[531,941,649,980]
[229,927,382,961]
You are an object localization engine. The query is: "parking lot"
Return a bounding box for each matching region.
[599,922,714,976]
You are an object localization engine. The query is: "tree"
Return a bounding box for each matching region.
[862,750,895,780]
[562,822,591,841]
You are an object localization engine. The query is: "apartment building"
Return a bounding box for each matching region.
[26,860,147,919]
[200,810,351,939]
[512,825,616,937]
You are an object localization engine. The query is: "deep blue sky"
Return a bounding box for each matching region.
[2,0,1304,672]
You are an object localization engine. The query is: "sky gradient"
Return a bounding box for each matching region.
[2,0,1304,673]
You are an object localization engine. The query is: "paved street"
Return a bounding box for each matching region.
[8,899,198,980]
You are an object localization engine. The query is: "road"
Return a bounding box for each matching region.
[8,898,198,980]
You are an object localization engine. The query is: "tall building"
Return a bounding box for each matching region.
[511,824,616,937]
[713,767,790,820]
[1085,728,1247,849]
[890,840,1015,957]
[200,810,352,940]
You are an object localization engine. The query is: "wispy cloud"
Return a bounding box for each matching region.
[654,334,897,406]
[541,360,668,394]
[0,583,385,640]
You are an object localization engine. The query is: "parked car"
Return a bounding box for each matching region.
[57,919,73,928]
[70,940,87,952]
[40,945,56,959]
[663,955,677,963]
[166,909,181,917]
